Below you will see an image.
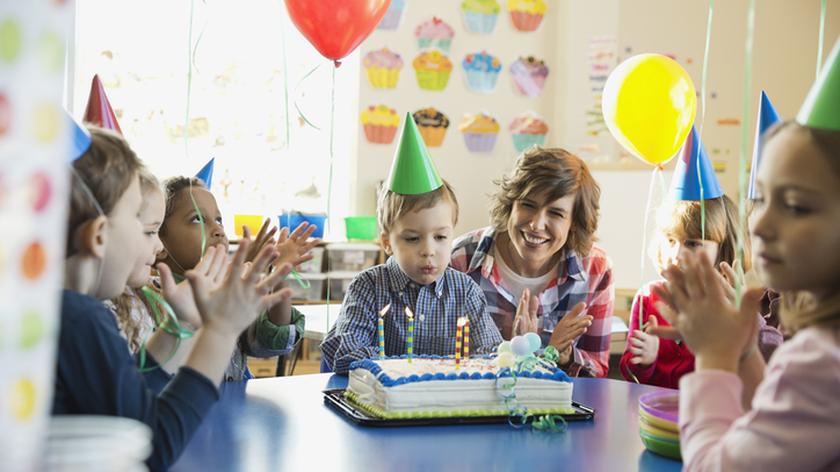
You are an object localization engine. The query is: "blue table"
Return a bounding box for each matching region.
[172,374,683,471]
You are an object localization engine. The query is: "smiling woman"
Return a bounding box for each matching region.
[451,147,615,377]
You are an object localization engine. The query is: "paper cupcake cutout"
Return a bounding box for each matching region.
[462,52,502,93]
[510,56,549,97]
[510,112,548,152]
[377,0,407,30]
[415,17,455,53]
[412,108,450,147]
[507,0,547,32]
[412,50,453,91]
[361,105,400,144]
[461,0,500,34]
[363,48,404,89]
[459,113,500,153]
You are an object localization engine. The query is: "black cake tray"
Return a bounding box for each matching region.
[323,388,595,427]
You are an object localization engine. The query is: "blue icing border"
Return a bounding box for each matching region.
[348,354,572,387]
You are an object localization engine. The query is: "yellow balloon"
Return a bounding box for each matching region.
[602,54,697,166]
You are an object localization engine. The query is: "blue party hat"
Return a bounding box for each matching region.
[68,113,91,162]
[195,158,214,188]
[748,91,781,199]
[671,126,723,201]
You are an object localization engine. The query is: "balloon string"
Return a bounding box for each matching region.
[817,0,827,79]
[279,12,291,148]
[294,64,324,130]
[639,167,659,330]
[697,0,714,240]
[325,65,337,329]
[184,0,195,160]
[736,0,756,307]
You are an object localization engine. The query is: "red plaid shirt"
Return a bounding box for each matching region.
[451,227,615,377]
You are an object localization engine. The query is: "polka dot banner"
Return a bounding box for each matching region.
[0,1,71,469]
[11,378,37,420]
[20,240,47,281]
[0,19,22,63]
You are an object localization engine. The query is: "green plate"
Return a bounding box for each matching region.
[639,429,682,460]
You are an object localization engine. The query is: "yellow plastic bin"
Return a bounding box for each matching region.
[233,214,265,238]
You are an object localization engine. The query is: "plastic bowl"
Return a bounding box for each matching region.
[278,212,326,239]
[344,216,378,241]
[639,429,681,460]
[639,390,679,424]
[233,214,265,238]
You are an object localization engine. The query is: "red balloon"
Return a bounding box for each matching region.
[284,0,391,65]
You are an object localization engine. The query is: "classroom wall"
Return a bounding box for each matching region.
[355,0,840,289]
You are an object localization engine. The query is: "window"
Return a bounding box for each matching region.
[70,0,360,239]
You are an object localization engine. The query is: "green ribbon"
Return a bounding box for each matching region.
[697,0,714,240]
[287,268,311,289]
[817,0,827,79]
[497,352,569,433]
[137,286,195,373]
[736,0,756,307]
[189,184,207,259]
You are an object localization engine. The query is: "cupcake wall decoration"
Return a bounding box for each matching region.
[415,17,455,53]
[510,112,549,152]
[377,0,407,30]
[363,48,404,89]
[460,0,501,34]
[462,51,502,93]
[361,105,400,144]
[412,108,450,147]
[509,56,549,97]
[412,50,453,91]
[459,112,500,153]
[507,0,547,32]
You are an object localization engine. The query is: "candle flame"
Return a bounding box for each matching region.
[457,316,467,327]
[404,306,414,320]
[379,304,391,318]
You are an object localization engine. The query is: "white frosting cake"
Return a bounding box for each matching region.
[345,355,574,419]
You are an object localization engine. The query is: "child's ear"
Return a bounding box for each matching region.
[76,216,108,259]
[379,231,393,256]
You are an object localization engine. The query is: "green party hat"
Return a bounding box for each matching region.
[797,37,840,130]
[387,112,443,195]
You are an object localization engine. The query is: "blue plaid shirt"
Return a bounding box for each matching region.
[320,257,503,373]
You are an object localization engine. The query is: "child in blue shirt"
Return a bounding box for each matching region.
[57,126,291,470]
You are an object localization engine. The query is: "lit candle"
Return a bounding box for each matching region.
[455,317,465,370]
[378,304,390,359]
[405,307,415,363]
[462,317,470,361]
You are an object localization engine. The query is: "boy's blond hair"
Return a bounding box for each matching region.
[67,126,142,255]
[653,195,751,273]
[377,180,459,234]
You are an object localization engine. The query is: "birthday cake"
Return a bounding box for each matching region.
[345,355,574,419]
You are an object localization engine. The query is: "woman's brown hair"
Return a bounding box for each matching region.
[490,147,601,256]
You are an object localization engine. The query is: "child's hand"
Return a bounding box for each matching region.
[512,288,539,335]
[157,245,229,328]
[656,251,763,372]
[273,222,321,270]
[628,316,660,366]
[243,218,277,264]
[548,302,592,362]
[187,239,291,336]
